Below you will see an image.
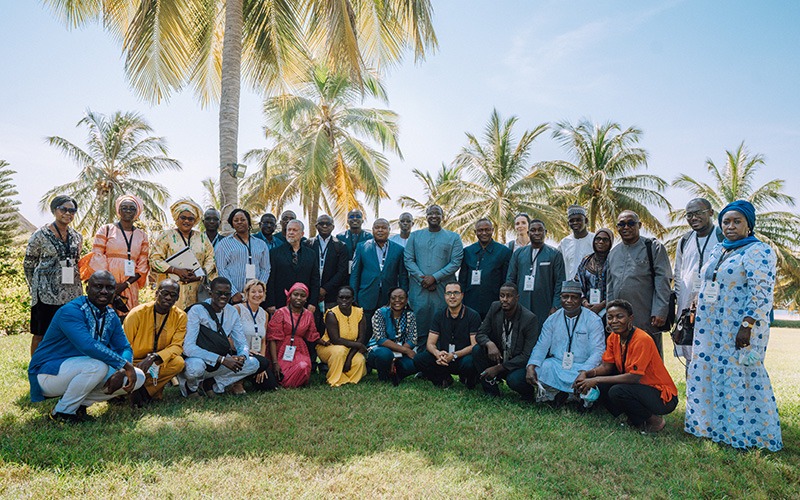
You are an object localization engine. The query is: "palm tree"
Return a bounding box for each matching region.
[0,160,20,258]
[42,0,437,226]
[672,141,800,306]
[536,120,671,236]
[447,109,556,243]
[40,110,181,237]
[244,63,400,235]
[398,163,465,229]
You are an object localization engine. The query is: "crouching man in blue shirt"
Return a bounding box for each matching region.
[28,270,144,422]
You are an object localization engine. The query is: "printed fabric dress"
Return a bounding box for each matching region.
[685,241,782,451]
[150,229,217,310]
[266,307,320,388]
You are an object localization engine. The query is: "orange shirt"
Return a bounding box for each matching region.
[602,328,677,403]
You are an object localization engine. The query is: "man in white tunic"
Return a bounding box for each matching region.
[524,281,605,404]
[558,205,595,281]
[404,205,463,350]
[673,198,722,365]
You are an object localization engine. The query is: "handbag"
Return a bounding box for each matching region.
[671,307,695,345]
[186,302,236,371]
[644,238,677,332]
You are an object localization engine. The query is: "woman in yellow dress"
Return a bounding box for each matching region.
[149,199,217,310]
[316,286,368,387]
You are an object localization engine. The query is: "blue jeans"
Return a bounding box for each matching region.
[367,346,418,382]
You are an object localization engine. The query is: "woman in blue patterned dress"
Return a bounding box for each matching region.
[685,200,782,451]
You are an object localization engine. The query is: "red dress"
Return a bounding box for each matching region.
[266,307,320,387]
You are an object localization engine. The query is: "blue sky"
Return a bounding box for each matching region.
[2,0,798,231]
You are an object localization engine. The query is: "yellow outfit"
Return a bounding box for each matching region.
[123,302,187,398]
[149,228,217,310]
[316,306,367,387]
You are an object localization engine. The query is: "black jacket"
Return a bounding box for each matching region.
[307,235,348,302]
[475,301,539,372]
[264,243,321,308]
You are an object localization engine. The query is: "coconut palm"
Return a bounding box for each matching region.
[537,120,671,236]
[671,141,800,306]
[42,0,437,225]
[398,163,465,229]
[0,160,20,257]
[40,110,181,237]
[243,63,400,235]
[447,109,556,243]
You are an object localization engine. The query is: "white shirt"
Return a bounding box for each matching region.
[674,228,723,312]
[389,234,409,248]
[558,232,595,281]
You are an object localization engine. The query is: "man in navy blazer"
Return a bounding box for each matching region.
[506,218,565,336]
[350,218,409,328]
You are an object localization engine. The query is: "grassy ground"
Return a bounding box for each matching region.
[1,331,798,500]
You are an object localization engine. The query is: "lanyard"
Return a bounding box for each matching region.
[246,302,260,333]
[179,230,192,248]
[153,308,170,352]
[502,318,513,352]
[348,230,363,254]
[377,243,388,271]
[52,224,73,263]
[318,238,329,272]
[696,233,712,269]
[620,328,636,373]
[529,248,541,274]
[476,245,488,270]
[117,223,136,261]
[564,310,582,353]
[89,306,106,341]
[711,249,735,282]
[236,234,252,263]
[289,309,302,345]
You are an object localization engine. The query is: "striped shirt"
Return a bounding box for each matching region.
[215,234,271,294]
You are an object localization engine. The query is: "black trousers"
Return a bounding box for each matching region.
[413,351,477,385]
[471,344,530,397]
[244,354,278,391]
[597,382,677,426]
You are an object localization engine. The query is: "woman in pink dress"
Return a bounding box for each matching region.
[80,195,149,316]
[267,282,329,388]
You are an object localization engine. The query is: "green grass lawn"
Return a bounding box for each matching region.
[1,331,798,500]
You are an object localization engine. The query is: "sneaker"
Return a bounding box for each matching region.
[178,375,199,399]
[49,410,82,424]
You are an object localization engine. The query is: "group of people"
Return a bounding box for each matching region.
[24,194,782,452]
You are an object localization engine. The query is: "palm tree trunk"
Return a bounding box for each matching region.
[308,190,321,237]
[218,0,243,234]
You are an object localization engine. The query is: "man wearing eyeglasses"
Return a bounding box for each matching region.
[203,208,223,248]
[337,209,373,273]
[673,198,723,365]
[309,214,348,326]
[606,210,673,358]
[413,282,480,389]
[123,279,187,406]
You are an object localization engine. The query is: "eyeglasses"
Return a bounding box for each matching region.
[157,290,179,299]
[179,215,196,222]
[57,206,77,214]
[212,290,231,297]
[616,220,637,228]
[685,210,710,219]
[292,252,298,265]
[119,206,138,212]
[317,222,332,226]
[348,214,363,219]
[595,237,611,243]
[444,291,462,296]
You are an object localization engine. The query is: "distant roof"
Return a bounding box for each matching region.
[14,211,37,235]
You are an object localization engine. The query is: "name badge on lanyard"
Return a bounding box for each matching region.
[562,351,574,370]
[523,274,535,291]
[471,270,482,285]
[124,259,136,277]
[250,335,263,352]
[703,281,720,303]
[148,364,160,386]
[692,273,702,293]
[61,260,74,285]
[589,288,601,305]
[245,263,257,280]
[448,343,456,354]
[282,345,297,362]
[348,260,353,274]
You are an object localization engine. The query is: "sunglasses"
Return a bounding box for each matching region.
[685,210,710,219]
[212,290,231,297]
[157,290,180,299]
[317,222,333,226]
[595,237,611,243]
[57,206,78,214]
[616,220,637,228]
[348,214,363,219]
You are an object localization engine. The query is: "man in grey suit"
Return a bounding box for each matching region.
[506,218,565,336]
[351,218,408,330]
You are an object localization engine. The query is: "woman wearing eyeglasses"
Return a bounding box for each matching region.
[150,199,217,310]
[79,195,150,316]
[367,287,419,385]
[24,195,84,354]
[575,228,614,323]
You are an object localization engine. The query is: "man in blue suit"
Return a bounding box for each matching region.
[351,218,408,331]
[506,218,565,336]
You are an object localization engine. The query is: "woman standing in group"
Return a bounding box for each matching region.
[575,228,613,321]
[368,287,419,385]
[80,195,149,316]
[150,199,216,310]
[267,283,328,388]
[317,286,368,387]
[507,213,530,253]
[215,208,271,305]
[233,279,277,392]
[685,200,782,451]
[24,195,84,354]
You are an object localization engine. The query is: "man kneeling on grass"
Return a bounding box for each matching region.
[179,277,259,397]
[123,279,187,406]
[523,280,605,406]
[413,282,480,389]
[28,271,144,423]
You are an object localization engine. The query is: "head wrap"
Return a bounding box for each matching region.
[285,282,310,307]
[170,199,202,226]
[718,200,760,249]
[594,228,614,249]
[561,280,583,295]
[567,205,586,217]
[115,194,144,219]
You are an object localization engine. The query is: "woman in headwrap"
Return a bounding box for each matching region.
[685,200,782,451]
[266,282,329,388]
[575,228,613,321]
[79,195,149,316]
[149,199,217,310]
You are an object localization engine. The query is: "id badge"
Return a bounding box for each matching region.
[123,259,136,277]
[250,335,262,352]
[703,282,719,303]
[562,351,574,370]
[523,274,535,291]
[348,260,353,274]
[692,273,702,293]
[448,343,456,354]
[589,288,601,305]
[471,270,482,285]
[282,345,296,362]
[194,268,205,278]
[147,364,160,385]
[245,263,257,280]
[61,265,74,285]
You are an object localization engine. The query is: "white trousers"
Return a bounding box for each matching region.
[37,356,145,414]
[183,356,259,393]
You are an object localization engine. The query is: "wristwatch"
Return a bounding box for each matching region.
[452,353,458,360]
[741,320,753,329]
